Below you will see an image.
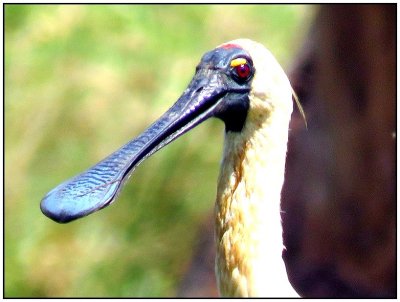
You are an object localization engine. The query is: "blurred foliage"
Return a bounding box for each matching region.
[5,4,313,297]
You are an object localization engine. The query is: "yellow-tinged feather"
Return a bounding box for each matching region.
[214,39,298,297]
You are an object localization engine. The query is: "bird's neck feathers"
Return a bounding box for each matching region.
[214,81,297,297]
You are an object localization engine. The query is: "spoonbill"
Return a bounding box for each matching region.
[41,39,302,297]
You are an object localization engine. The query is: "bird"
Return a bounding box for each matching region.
[41,39,302,297]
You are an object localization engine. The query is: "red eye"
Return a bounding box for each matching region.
[235,63,251,79]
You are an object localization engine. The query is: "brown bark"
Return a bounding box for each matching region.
[283,4,396,297]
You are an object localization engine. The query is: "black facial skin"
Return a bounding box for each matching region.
[197,46,254,132]
[40,45,256,223]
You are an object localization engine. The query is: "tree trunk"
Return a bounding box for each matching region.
[283,4,396,297]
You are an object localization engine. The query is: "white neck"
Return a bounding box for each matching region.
[214,92,298,297]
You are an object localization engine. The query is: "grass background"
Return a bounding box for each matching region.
[5,4,312,297]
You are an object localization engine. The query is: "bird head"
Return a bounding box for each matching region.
[41,39,294,223]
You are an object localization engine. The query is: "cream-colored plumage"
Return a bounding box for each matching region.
[214,39,298,297]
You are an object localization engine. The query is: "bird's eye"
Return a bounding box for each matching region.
[235,63,251,79]
[230,57,252,81]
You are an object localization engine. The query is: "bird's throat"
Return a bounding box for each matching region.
[214,98,296,297]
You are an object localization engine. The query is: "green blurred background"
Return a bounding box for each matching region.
[5,4,312,297]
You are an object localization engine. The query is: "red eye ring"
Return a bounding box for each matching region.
[235,63,251,79]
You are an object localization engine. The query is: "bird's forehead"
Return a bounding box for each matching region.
[198,44,250,69]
